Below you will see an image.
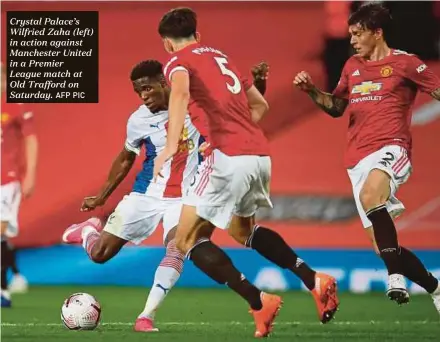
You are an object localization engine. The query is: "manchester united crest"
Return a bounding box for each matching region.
[380,66,393,77]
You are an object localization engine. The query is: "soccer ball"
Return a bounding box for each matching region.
[61,293,101,330]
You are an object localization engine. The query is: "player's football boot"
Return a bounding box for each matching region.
[386,274,409,305]
[311,272,339,323]
[9,274,29,294]
[430,281,440,316]
[249,292,282,338]
[62,217,102,244]
[1,291,11,308]
[134,317,159,332]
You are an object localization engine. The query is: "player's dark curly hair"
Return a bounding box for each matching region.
[130,60,163,81]
[348,3,392,40]
[158,7,197,39]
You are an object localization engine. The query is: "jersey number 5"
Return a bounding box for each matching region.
[214,57,242,94]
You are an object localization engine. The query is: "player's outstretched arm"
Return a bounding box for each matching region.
[93,148,136,206]
[294,71,347,118]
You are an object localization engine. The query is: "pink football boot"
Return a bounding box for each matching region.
[62,217,102,244]
[134,317,159,332]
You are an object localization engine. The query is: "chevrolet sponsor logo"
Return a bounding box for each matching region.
[351,81,382,95]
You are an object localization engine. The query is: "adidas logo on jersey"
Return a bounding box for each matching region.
[416,64,427,73]
[352,69,360,76]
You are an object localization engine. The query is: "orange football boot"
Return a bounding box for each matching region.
[311,272,339,323]
[249,292,283,338]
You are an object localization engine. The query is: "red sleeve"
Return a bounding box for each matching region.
[18,104,36,137]
[189,101,209,140]
[405,56,440,94]
[163,55,190,84]
[332,62,350,99]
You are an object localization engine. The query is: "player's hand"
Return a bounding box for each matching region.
[153,147,175,181]
[198,141,212,158]
[293,71,315,92]
[251,62,269,81]
[81,196,105,212]
[22,175,35,199]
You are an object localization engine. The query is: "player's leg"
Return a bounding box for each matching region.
[62,216,127,263]
[77,210,127,263]
[1,182,22,306]
[229,217,316,290]
[228,216,338,323]
[366,227,440,312]
[351,165,406,303]
[136,201,185,332]
[361,169,403,277]
[62,194,162,263]
[87,229,128,263]
[9,243,19,275]
[227,156,338,323]
[175,205,268,311]
[135,232,183,332]
[355,145,413,303]
[178,208,283,339]
[180,152,282,337]
[1,228,12,307]
[8,242,29,294]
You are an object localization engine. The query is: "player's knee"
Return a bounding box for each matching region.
[359,185,385,211]
[228,215,254,246]
[175,235,194,255]
[228,229,249,246]
[89,245,110,264]
[360,170,391,211]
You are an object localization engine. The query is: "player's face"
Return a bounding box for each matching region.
[349,24,380,58]
[132,76,168,113]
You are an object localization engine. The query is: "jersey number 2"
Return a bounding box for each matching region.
[214,57,242,94]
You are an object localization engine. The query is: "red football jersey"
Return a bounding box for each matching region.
[333,49,440,168]
[1,99,35,185]
[188,99,208,139]
[163,43,270,156]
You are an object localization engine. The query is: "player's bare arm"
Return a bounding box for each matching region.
[294,71,348,118]
[246,85,269,123]
[431,88,440,101]
[153,70,189,179]
[22,134,38,198]
[252,61,269,96]
[308,88,348,118]
[166,70,190,153]
[81,148,136,211]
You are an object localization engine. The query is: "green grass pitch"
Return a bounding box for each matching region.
[2,286,439,341]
